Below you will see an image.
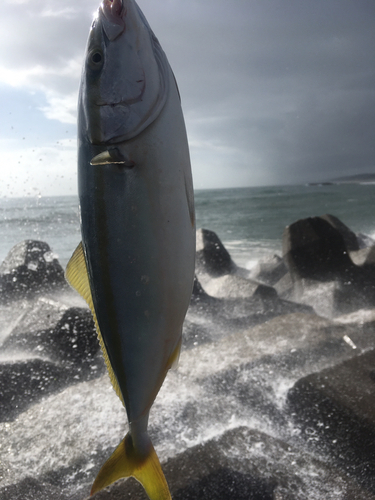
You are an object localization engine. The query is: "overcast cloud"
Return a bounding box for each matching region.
[0,0,374,196]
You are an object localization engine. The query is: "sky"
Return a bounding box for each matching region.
[0,0,374,197]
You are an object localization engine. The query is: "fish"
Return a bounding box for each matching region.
[65,0,195,498]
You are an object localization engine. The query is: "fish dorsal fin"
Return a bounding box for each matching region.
[65,242,124,406]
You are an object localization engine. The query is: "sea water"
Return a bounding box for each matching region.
[0,183,374,270]
[195,183,375,268]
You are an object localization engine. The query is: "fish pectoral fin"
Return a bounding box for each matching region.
[65,242,124,406]
[90,149,135,167]
[91,432,171,500]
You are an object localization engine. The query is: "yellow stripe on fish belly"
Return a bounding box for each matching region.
[65,241,124,405]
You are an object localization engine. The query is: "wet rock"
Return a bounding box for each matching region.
[3,306,99,366]
[0,240,68,302]
[319,214,360,252]
[282,216,355,282]
[281,216,375,314]
[0,358,70,421]
[249,254,288,286]
[0,375,122,498]
[349,246,373,265]
[363,245,375,266]
[357,232,375,249]
[43,307,98,364]
[281,279,339,317]
[0,296,71,345]
[0,477,68,500]
[273,271,294,298]
[287,349,375,492]
[194,229,313,322]
[188,287,314,340]
[280,275,375,317]
[185,314,369,431]
[201,274,277,300]
[182,318,213,349]
[335,308,375,329]
[190,275,216,304]
[178,313,352,381]
[2,228,375,500]
[2,421,374,500]
[192,245,312,331]
[0,304,102,421]
[196,228,236,277]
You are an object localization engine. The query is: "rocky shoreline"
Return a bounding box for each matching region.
[1,214,375,499]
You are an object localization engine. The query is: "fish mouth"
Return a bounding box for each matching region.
[101,0,125,23]
[97,97,142,107]
[100,0,126,40]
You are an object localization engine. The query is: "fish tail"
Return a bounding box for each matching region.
[90,432,171,500]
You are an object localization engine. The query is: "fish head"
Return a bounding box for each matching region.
[79,0,169,145]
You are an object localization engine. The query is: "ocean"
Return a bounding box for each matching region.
[1,182,374,270]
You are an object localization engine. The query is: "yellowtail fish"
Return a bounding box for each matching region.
[65,0,195,498]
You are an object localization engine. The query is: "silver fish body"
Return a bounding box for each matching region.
[66,0,195,497]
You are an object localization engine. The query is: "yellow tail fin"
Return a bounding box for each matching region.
[91,432,171,500]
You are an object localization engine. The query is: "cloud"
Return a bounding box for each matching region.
[0,0,94,123]
[40,91,77,124]
[184,0,375,184]
[40,7,77,18]
[0,0,374,190]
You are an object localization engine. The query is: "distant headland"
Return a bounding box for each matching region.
[308,172,375,186]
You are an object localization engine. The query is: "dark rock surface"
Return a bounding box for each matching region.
[363,245,375,265]
[44,307,98,363]
[189,290,314,341]
[0,240,68,302]
[350,246,374,265]
[287,349,375,493]
[2,307,98,365]
[282,216,356,282]
[201,273,277,299]
[320,213,360,252]
[194,229,314,329]
[0,359,70,421]
[357,232,375,249]
[0,293,103,422]
[249,254,288,286]
[0,477,67,500]
[281,215,375,314]
[196,228,237,277]
[190,275,216,304]
[0,296,69,340]
[0,304,103,421]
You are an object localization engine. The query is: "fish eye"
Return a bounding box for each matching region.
[88,49,104,70]
[92,52,102,64]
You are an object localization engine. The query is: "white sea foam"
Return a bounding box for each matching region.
[245,259,259,270]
